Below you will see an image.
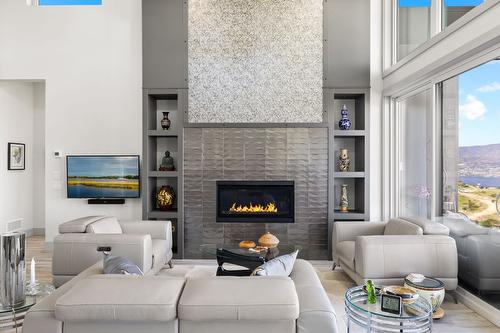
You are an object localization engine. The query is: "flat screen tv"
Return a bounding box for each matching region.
[67,155,140,199]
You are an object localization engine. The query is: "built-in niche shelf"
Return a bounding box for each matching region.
[142,89,185,259]
[148,171,179,178]
[148,210,179,219]
[327,89,370,258]
[333,172,365,178]
[147,130,179,137]
[333,130,366,137]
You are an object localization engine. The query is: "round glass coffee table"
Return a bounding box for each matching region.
[345,286,433,332]
[0,282,55,331]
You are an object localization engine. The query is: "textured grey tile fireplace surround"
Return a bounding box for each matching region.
[184,127,328,259]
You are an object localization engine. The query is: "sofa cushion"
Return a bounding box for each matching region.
[253,250,298,276]
[178,276,299,321]
[55,275,185,322]
[58,216,106,234]
[401,216,450,235]
[85,216,122,234]
[103,255,143,276]
[384,218,423,235]
[337,241,355,269]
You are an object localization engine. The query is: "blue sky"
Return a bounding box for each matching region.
[39,0,102,5]
[458,60,500,147]
[67,156,138,177]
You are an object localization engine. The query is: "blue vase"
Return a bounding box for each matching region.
[338,104,352,130]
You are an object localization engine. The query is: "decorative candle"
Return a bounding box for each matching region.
[30,257,36,285]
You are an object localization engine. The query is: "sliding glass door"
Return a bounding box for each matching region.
[395,88,433,218]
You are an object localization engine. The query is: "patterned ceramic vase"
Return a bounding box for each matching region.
[339,148,350,172]
[404,277,445,313]
[340,184,349,212]
[338,104,352,130]
[161,112,171,130]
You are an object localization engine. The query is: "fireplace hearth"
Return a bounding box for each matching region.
[216,181,294,223]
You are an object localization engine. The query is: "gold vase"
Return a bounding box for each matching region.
[156,185,175,211]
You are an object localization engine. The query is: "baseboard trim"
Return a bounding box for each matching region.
[44,241,53,252]
[32,228,45,236]
[455,285,500,328]
[23,228,45,237]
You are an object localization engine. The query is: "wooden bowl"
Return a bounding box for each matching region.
[258,232,279,248]
[383,286,419,304]
[239,240,256,249]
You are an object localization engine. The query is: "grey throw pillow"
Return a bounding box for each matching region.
[252,250,299,277]
[103,255,144,276]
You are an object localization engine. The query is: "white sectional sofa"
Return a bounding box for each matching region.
[24,216,338,333]
[23,259,338,333]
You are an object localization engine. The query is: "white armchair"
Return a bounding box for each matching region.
[332,217,458,290]
[52,216,173,287]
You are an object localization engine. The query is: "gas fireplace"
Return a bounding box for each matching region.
[216,181,295,223]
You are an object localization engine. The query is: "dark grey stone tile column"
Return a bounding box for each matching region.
[184,127,329,259]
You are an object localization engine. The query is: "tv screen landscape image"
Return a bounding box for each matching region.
[67,155,140,198]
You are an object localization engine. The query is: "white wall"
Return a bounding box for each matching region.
[0,81,35,233]
[0,0,142,242]
[33,83,46,230]
[370,0,383,221]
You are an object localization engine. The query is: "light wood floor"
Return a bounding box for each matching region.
[21,236,500,333]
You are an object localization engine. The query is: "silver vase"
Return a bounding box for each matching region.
[0,231,26,308]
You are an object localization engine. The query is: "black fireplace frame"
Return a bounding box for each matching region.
[216,180,295,223]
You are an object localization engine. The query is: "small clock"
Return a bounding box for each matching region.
[381,293,402,315]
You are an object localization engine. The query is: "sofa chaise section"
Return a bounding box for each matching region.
[24,259,338,333]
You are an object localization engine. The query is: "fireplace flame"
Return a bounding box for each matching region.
[229,202,278,213]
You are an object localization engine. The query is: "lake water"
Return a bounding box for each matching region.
[460,176,500,188]
[68,185,139,198]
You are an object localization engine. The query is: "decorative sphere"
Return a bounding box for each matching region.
[258,232,280,248]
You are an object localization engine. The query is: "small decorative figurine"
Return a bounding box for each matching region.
[338,148,350,172]
[365,280,377,304]
[340,184,349,212]
[338,104,352,130]
[156,185,175,211]
[159,151,175,171]
[161,112,171,130]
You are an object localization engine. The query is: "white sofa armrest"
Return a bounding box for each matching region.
[120,220,172,244]
[52,233,153,285]
[355,235,458,286]
[332,222,386,261]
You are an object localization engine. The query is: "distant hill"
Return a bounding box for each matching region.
[460,144,500,164]
[459,143,500,178]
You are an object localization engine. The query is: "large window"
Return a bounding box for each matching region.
[397,0,431,60]
[442,0,484,28]
[442,60,500,227]
[397,89,433,217]
[392,0,487,64]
